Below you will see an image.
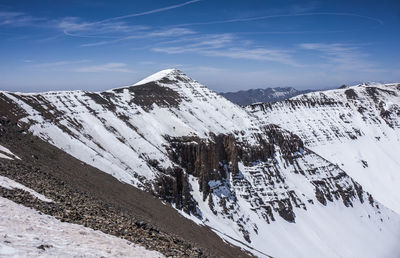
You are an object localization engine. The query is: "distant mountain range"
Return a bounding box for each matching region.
[220,87,314,105]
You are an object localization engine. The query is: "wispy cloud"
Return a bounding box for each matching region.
[59,0,202,39]
[0,11,45,26]
[1,0,202,41]
[59,17,149,37]
[153,34,299,66]
[147,27,195,37]
[205,48,299,66]
[26,60,134,73]
[152,34,234,52]
[184,66,226,73]
[74,63,134,73]
[80,27,195,47]
[0,3,383,53]
[299,43,378,71]
[0,3,386,74]
[155,46,299,66]
[32,60,90,68]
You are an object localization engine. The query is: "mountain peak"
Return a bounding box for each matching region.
[134,68,184,86]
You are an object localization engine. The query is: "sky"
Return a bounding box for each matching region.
[0,0,399,92]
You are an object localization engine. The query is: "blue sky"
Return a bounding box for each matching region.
[0,0,399,92]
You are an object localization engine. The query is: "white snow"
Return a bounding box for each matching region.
[247,201,400,258]
[0,176,53,203]
[1,69,261,187]
[2,72,400,258]
[0,153,13,160]
[250,83,400,214]
[0,197,163,258]
[186,152,400,258]
[312,137,400,215]
[134,69,177,86]
[0,144,20,160]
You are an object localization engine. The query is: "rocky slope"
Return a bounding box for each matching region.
[0,116,251,257]
[1,70,400,257]
[248,82,400,215]
[220,87,313,106]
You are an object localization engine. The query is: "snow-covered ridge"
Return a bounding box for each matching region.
[1,71,400,257]
[249,82,400,215]
[0,69,261,186]
[250,82,400,146]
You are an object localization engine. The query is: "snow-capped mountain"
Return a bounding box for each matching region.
[1,70,399,257]
[248,82,400,215]
[220,87,313,106]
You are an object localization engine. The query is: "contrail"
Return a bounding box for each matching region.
[97,0,202,23]
[171,12,384,27]
[64,0,202,37]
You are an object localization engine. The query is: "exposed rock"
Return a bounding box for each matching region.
[0,119,252,258]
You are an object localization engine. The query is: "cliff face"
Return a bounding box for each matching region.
[248,82,400,215]
[1,71,400,257]
[163,126,303,219]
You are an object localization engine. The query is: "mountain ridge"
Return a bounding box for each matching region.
[220,86,314,106]
[1,70,400,257]
[248,81,400,214]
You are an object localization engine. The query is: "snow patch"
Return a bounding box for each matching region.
[0,197,163,258]
[0,144,20,160]
[0,153,13,160]
[0,176,53,203]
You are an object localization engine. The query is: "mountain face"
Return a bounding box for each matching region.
[1,70,400,257]
[0,115,248,257]
[220,87,313,106]
[248,82,400,215]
